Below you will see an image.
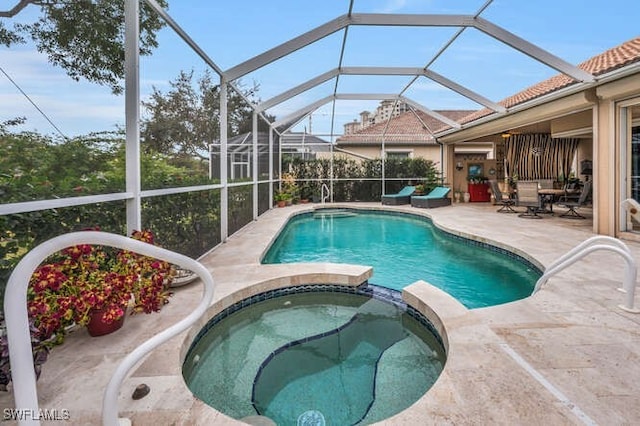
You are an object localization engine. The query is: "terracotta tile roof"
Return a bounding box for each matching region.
[337,109,476,144]
[450,36,640,128]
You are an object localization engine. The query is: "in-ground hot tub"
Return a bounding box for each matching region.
[183,284,446,425]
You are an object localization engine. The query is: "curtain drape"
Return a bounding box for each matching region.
[505,134,579,180]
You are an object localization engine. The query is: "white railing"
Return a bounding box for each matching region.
[532,235,638,313]
[4,231,215,426]
[321,183,330,204]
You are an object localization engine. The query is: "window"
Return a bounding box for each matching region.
[385,150,412,159]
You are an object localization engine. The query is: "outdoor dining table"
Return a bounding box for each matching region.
[537,188,577,213]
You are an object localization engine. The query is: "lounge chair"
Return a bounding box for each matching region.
[557,180,592,219]
[410,186,451,208]
[489,180,517,213]
[381,186,415,205]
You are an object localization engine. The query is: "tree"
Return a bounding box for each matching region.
[141,69,271,159]
[0,0,168,94]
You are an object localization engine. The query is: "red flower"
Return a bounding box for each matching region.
[27,229,174,341]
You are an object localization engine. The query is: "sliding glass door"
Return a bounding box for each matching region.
[620,100,640,233]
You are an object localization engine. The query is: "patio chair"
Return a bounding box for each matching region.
[489,180,517,213]
[516,180,543,219]
[381,185,415,205]
[557,180,581,203]
[410,186,451,208]
[557,180,592,219]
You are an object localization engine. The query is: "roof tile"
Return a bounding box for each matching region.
[337,109,475,143]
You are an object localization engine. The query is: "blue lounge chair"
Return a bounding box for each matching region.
[381,186,415,205]
[410,186,451,208]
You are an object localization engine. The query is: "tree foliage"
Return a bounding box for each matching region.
[283,156,442,202]
[140,69,271,159]
[0,129,124,202]
[0,0,168,93]
[0,129,220,297]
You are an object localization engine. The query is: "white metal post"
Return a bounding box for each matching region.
[208,143,213,180]
[381,137,386,196]
[125,0,141,234]
[220,78,228,242]
[278,128,282,194]
[269,127,274,205]
[330,138,334,202]
[252,112,258,220]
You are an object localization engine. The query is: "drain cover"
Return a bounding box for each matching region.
[297,410,326,426]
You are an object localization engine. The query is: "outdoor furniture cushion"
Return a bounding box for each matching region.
[381,186,416,205]
[410,187,451,208]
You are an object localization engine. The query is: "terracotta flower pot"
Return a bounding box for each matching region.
[87,308,125,337]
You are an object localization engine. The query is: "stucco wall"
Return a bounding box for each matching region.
[451,159,498,196]
[334,144,442,167]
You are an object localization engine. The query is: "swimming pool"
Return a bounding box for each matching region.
[262,208,541,308]
[183,285,445,426]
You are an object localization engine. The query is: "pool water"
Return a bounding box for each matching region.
[183,290,445,426]
[262,209,540,308]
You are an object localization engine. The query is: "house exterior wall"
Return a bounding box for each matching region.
[335,144,442,165]
[451,159,498,196]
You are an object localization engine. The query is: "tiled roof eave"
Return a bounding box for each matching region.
[435,61,640,138]
[431,85,585,138]
[437,38,640,136]
[337,140,439,145]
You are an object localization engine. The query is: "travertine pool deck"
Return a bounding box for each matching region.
[2,202,639,425]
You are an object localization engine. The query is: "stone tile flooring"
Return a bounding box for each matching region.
[2,201,639,425]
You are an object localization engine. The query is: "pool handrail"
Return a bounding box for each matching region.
[321,183,330,204]
[532,235,638,313]
[3,231,215,426]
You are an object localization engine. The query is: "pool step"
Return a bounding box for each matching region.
[313,209,357,219]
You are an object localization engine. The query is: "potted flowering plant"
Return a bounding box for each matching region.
[414,183,426,195]
[27,229,174,340]
[281,172,298,205]
[274,190,290,207]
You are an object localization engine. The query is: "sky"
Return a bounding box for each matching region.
[1,0,639,140]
